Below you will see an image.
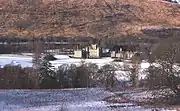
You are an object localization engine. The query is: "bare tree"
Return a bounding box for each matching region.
[147,39,180,97]
[115,56,140,88]
[98,64,116,89]
[32,38,44,88]
[85,63,99,87]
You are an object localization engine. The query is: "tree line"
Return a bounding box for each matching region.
[0,59,117,89]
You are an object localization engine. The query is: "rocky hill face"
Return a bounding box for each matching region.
[0,0,179,38]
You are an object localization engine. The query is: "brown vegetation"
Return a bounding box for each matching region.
[0,0,179,38]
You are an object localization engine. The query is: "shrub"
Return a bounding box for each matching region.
[0,65,34,89]
[43,54,57,61]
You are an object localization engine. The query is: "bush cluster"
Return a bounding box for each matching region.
[0,61,116,89]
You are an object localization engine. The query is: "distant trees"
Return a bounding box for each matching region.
[0,59,119,89]
[0,65,33,89]
[38,61,115,89]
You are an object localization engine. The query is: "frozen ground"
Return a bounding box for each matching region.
[0,88,154,111]
[0,54,150,68]
[0,54,114,68]
[0,54,33,67]
[110,89,178,111]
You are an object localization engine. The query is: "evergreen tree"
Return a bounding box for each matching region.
[39,60,57,89]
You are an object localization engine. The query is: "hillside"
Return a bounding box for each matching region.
[0,0,180,38]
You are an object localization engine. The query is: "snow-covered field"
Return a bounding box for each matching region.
[0,54,151,68]
[0,54,115,68]
[0,88,154,111]
[0,54,33,67]
[112,89,178,111]
[52,55,114,68]
[0,88,177,111]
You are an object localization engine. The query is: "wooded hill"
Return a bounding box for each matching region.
[0,0,180,39]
